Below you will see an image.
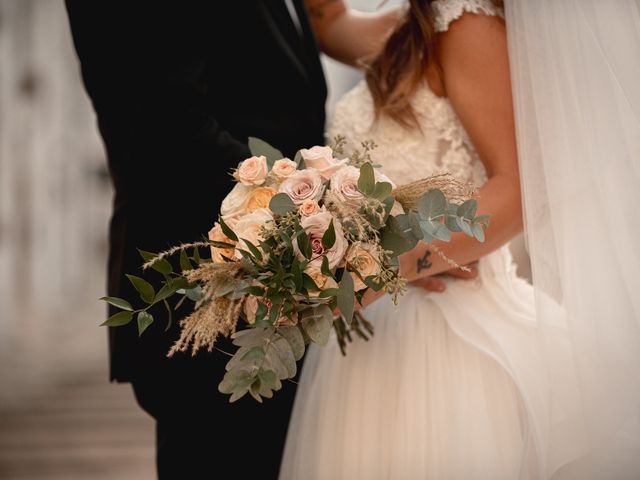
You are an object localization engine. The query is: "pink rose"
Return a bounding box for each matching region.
[300,146,348,180]
[278,169,324,205]
[329,166,364,206]
[329,165,396,206]
[294,211,347,270]
[270,158,297,181]
[236,155,268,186]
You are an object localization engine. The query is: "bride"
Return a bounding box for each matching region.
[281,0,540,478]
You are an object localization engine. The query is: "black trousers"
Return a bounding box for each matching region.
[130,350,297,480]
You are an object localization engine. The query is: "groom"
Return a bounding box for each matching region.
[66,1,449,478]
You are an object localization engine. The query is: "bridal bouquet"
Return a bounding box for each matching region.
[101,137,488,402]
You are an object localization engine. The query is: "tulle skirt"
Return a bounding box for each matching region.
[280,246,547,479]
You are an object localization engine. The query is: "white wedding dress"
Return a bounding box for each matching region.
[280,1,547,479]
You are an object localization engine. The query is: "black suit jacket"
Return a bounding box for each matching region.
[66,1,327,383]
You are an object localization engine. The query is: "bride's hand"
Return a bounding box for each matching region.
[355,262,478,311]
[410,262,479,293]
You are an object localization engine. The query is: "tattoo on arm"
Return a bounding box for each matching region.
[307,0,340,19]
[416,250,432,274]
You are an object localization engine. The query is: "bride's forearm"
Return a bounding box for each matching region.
[400,173,523,281]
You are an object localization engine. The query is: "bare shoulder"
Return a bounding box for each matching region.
[437,12,507,73]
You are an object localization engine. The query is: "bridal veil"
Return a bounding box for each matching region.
[506,1,640,477]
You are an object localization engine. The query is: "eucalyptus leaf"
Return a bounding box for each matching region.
[269,192,297,215]
[270,335,297,377]
[100,296,133,311]
[137,311,154,336]
[185,286,204,302]
[472,223,486,242]
[417,189,447,219]
[457,199,478,220]
[278,325,305,361]
[301,306,332,346]
[372,181,393,200]
[456,217,474,236]
[357,162,375,196]
[248,136,284,169]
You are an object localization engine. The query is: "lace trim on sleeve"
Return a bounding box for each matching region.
[431,0,504,33]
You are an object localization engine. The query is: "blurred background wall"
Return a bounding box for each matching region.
[0,0,110,405]
[0,0,529,477]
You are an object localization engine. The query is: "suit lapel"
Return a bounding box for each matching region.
[258,1,310,84]
[292,0,327,98]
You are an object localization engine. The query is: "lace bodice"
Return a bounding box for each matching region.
[327,0,503,187]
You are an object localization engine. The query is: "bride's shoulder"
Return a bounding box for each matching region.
[431,0,504,33]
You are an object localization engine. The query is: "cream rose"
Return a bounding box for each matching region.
[305,267,339,296]
[245,187,276,213]
[220,183,252,217]
[236,155,268,186]
[345,243,382,291]
[207,222,236,263]
[232,208,273,259]
[279,169,324,205]
[243,295,259,324]
[270,158,297,181]
[300,146,348,180]
[329,165,364,206]
[299,199,321,217]
[294,211,347,269]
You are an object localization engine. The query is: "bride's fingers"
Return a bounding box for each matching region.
[412,276,446,293]
[444,262,479,279]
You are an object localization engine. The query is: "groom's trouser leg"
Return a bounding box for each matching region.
[130,352,297,480]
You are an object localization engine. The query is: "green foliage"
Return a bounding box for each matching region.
[100,136,494,404]
[218,326,301,403]
[357,162,375,195]
[417,189,447,219]
[269,193,297,215]
[337,272,355,325]
[100,297,132,311]
[301,305,333,346]
[126,275,155,304]
[322,219,336,249]
[219,216,238,242]
[137,311,154,336]
[248,137,284,169]
[101,311,133,327]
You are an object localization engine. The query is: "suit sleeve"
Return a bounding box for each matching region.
[65,1,251,188]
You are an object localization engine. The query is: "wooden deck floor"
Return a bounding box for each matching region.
[0,367,155,479]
